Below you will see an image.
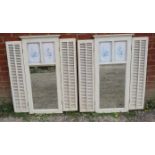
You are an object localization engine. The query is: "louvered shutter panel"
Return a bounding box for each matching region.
[60,39,78,111]
[129,37,148,110]
[6,41,28,112]
[78,40,95,112]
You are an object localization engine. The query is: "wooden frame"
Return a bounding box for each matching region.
[22,35,62,114]
[129,37,149,110]
[60,38,78,111]
[78,39,95,112]
[5,41,29,112]
[94,35,132,113]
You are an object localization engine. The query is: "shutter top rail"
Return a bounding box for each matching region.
[20,35,60,39]
[93,34,133,38]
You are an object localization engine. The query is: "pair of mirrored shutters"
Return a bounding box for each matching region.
[6,35,149,113]
[6,37,78,113]
[78,36,148,112]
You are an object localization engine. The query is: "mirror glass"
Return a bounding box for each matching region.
[30,66,58,109]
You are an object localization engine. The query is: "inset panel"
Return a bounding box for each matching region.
[99,42,112,63]
[42,42,55,64]
[100,64,126,109]
[114,41,127,62]
[30,66,58,109]
[27,43,41,64]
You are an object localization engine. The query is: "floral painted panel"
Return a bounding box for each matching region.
[28,43,41,64]
[114,41,127,62]
[99,42,112,63]
[42,42,56,64]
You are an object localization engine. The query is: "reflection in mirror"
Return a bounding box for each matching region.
[30,66,58,109]
[100,64,126,109]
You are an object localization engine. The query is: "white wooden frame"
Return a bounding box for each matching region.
[21,35,62,113]
[94,34,132,113]
[78,39,95,112]
[60,38,78,111]
[6,41,29,112]
[129,37,149,110]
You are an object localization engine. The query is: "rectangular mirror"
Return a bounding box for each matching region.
[30,66,58,110]
[100,64,126,109]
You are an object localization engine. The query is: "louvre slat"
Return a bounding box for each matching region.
[78,40,95,112]
[60,39,78,111]
[6,41,28,112]
[129,37,148,110]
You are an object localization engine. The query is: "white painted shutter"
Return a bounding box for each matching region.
[60,39,78,111]
[6,41,28,112]
[78,40,95,112]
[129,37,148,110]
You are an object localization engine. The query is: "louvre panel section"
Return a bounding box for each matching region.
[78,40,94,112]
[6,41,28,112]
[60,39,78,111]
[129,37,148,109]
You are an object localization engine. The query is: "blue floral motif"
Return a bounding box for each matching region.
[103,50,109,57]
[46,48,52,57]
[100,42,112,63]
[115,42,126,61]
[31,50,38,58]
[117,46,123,57]
[28,44,40,64]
